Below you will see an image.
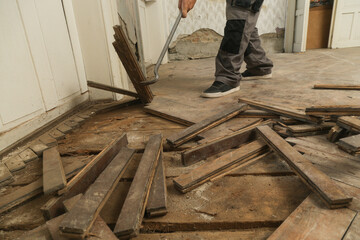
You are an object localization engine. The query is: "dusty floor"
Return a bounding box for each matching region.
[1,48,360,239]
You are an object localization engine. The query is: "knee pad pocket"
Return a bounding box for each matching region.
[220,20,246,54]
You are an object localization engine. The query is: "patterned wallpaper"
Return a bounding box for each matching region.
[165,0,287,40]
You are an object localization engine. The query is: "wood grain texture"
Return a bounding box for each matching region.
[306,105,360,116]
[174,140,269,193]
[43,147,67,195]
[145,154,167,218]
[87,80,139,98]
[0,161,85,214]
[268,194,356,240]
[181,119,272,166]
[113,26,153,104]
[114,134,163,239]
[41,134,128,220]
[338,134,360,152]
[338,116,360,132]
[343,214,360,240]
[257,125,352,208]
[314,84,360,90]
[59,147,135,238]
[167,103,248,147]
[239,98,320,123]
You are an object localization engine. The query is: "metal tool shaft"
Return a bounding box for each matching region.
[141,10,182,85]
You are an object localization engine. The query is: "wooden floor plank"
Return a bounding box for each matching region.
[114,134,162,239]
[174,140,269,193]
[43,147,67,195]
[113,26,153,103]
[59,147,135,238]
[181,120,271,166]
[338,116,360,132]
[145,155,167,218]
[41,134,128,220]
[167,103,248,147]
[0,161,85,214]
[87,80,139,98]
[257,125,352,208]
[343,214,360,240]
[268,194,356,240]
[313,84,360,90]
[306,105,360,116]
[239,98,320,123]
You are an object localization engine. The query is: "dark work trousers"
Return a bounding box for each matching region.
[215,0,273,87]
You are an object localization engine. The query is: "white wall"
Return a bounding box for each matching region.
[0,0,131,153]
[165,0,287,39]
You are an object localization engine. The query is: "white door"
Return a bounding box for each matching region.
[293,0,310,52]
[330,0,360,48]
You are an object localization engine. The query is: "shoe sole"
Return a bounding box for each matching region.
[242,73,272,81]
[201,86,240,98]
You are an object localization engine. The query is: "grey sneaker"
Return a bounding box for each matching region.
[201,81,240,98]
[241,70,272,80]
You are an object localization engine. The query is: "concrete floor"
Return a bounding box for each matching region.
[1,48,360,239]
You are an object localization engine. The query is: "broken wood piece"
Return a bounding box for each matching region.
[59,146,135,239]
[146,154,167,218]
[39,133,57,147]
[181,119,272,166]
[41,134,128,220]
[57,123,73,134]
[0,160,85,214]
[279,116,303,125]
[239,98,320,123]
[0,162,13,184]
[167,103,248,147]
[174,140,269,193]
[3,155,25,172]
[48,129,65,140]
[113,26,153,104]
[313,84,360,90]
[18,148,38,163]
[237,109,279,119]
[256,125,352,208]
[43,147,67,195]
[268,193,356,240]
[337,134,360,156]
[47,213,117,240]
[327,125,347,143]
[338,134,360,151]
[87,80,139,98]
[197,117,262,144]
[338,116,360,132]
[306,105,360,116]
[114,134,163,239]
[29,141,50,156]
[286,123,333,137]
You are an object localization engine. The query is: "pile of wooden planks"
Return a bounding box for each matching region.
[144,99,356,210]
[7,133,168,240]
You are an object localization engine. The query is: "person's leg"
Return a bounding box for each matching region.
[202,0,260,98]
[242,27,273,79]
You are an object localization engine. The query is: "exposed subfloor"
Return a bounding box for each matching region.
[1,48,360,239]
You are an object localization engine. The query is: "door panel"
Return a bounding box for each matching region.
[331,0,360,48]
[0,0,44,124]
[293,0,310,52]
[17,0,58,111]
[34,0,81,101]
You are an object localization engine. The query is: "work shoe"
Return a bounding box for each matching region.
[241,70,272,80]
[201,81,240,98]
